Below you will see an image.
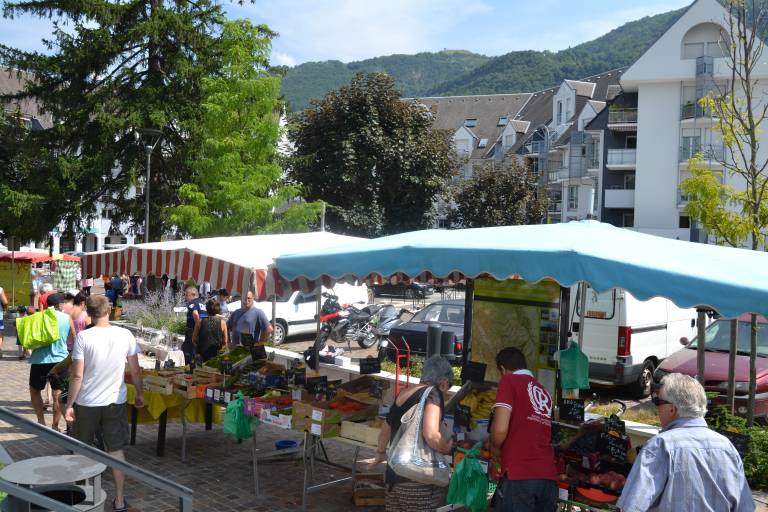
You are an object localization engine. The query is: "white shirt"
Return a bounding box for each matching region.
[72,325,140,406]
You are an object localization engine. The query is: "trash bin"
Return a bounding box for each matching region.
[30,484,86,510]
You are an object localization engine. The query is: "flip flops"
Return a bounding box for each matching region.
[112,498,129,512]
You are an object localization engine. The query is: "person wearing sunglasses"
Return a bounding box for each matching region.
[617,373,754,512]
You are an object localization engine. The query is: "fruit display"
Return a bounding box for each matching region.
[204,346,250,369]
[458,388,496,428]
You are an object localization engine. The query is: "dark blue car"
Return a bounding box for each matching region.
[383,299,465,362]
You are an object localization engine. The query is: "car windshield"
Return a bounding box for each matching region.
[411,304,464,324]
[687,320,768,358]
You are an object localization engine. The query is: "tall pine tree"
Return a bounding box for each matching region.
[0,0,225,241]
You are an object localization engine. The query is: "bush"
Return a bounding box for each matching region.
[381,356,461,382]
[744,427,768,491]
[121,290,187,334]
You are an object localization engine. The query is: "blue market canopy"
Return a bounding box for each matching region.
[271,221,768,318]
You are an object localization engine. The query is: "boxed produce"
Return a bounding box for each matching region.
[292,416,341,438]
[142,374,175,395]
[340,419,383,446]
[293,397,377,425]
[260,408,293,429]
[337,375,391,404]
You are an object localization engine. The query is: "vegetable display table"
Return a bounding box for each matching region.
[0,455,106,512]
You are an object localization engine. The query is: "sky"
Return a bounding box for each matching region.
[1,0,693,67]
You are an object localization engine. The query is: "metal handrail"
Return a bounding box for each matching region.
[607,109,638,124]
[0,407,193,511]
[0,479,80,512]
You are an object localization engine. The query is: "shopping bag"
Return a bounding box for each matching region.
[17,308,60,350]
[447,442,489,512]
[223,391,257,440]
[559,340,590,389]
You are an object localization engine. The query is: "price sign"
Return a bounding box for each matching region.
[310,423,322,436]
[220,360,233,375]
[305,376,328,395]
[359,357,382,375]
[291,388,303,401]
[558,398,585,423]
[251,344,268,361]
[455,403,472,429]
[291,368,306,386]
[369,379,385,400]
[717,429,749,459]
[599,432,629,462]
[460,361,487,384]
[241,333,256,349]
[605,414,626,435]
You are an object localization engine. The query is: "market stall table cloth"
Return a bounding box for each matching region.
[126,385,222,424]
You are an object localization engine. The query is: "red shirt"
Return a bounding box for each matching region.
[494,371,557,481]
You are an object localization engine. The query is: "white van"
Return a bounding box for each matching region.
[571,285,700,397]
[253,283,369,345]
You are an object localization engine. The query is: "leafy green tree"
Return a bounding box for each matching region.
[448,160,547,228]
[0,110,59,242]
[287,72,457,237]
[680,0,768,426]
[167,20,319,236]
[0,0,226,241]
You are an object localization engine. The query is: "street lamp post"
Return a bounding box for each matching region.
[136,128,162,243]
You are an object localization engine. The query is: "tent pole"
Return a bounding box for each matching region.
[727,318,737,413]
[11,245,15,309]
[577,282,588,350]
[747,314,757,427]
[271,297,277,345]
[696,309,706,385]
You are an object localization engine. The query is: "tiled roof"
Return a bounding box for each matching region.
[414,93,532,159]
[565,80,597,98]
[0,68,52,129]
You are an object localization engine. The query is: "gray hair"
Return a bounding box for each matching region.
[41,283,53,293]
[420,355,454,387]
[660,373,707,418]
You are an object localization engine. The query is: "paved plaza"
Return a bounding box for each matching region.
[0,338,382,512]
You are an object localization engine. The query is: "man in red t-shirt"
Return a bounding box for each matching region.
[489,347,557,511]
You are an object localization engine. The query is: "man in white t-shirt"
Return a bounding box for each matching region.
[65,295,144,512]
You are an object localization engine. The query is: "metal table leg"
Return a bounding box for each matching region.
[157,410,168,457]
[180,398,189,462]
[251,428,259,496]
[129,405,138,445]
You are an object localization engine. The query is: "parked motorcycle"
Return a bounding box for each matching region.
[314,292,371,352]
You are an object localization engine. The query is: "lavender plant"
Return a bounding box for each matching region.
[121,289,187,334]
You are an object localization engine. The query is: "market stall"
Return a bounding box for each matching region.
[266,220,768,510]
[80,232,363,300]
[0,251,81,307]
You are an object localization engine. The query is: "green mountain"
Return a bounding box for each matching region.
[280,7,685,110]
[281,50,489,111]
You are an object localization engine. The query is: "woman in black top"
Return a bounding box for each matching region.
[196,300,228,362]
[371,355,455,511]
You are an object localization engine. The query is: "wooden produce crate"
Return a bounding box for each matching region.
[143,375,174,395]
[340,419,382,447]
[195,367,224,384]
[292,398,378,425]
[353,473,385,507]
[291,417,341,438]
[172,374,200,399]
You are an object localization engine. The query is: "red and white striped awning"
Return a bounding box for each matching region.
[81,232,364,300]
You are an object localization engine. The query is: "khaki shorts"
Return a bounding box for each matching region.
[71,402,129,452]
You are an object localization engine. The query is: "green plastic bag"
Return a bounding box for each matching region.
[223,391,257,440]
[447,442,489,512]
[559,340,590,389]
[16,308,60,350]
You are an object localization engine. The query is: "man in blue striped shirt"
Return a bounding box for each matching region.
[617,373,754,512]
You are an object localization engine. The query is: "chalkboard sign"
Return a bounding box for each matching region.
[599,432,629,462]
[360,357,382,375]
[460,361,487,384]
[717,429,750,459]
[604,414,626,435]
[305,376,328,395]
[241,333,255,348]
[369,379,385,399]
[287,367,306,386]
[558,398,585,423]
[455,403,472,429]
[220,360,233,375]
[251,343,267,361]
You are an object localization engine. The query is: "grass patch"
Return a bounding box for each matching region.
[381,356,462,382]
[589,404,661,426]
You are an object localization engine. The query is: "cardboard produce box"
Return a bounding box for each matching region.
[340,419,383,447]
[292,398,378,425]
[292,416,341,438]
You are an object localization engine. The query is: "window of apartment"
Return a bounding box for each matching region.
[706,41,726,58]
[624,174,636,190]
[566,98,571,120]
[530,157,539,174]
[679,215,691,228]
[557,101,563,124]
[478,138,488,148]
[497,117,508,126]
[625,135,637,149]
[683,42,705,59]
[622,213,634,228]
[504,134,515,147]
[568,186,579,210]
[464,118,477,128]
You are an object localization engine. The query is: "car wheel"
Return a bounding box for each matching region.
[632,360,655,398]
[404,288,415,299]
[272,320,287,346]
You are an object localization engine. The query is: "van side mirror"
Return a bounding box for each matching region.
[680,336,689,346]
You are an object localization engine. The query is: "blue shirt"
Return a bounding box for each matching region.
[186,298,208,330]
[617,417,754,512]
[229,307,269,345]
[28,310,70,365]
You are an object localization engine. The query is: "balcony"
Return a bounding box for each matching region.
[606,149,636,170]
[604,188,635,209]
[680,103,715,120]
[547,168,569,183]
[679,144,725,164]
[607,108,638,131]
[548,201,562,214]
[525,140,547,155]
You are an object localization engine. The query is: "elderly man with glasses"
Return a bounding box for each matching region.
[617,373,754,512]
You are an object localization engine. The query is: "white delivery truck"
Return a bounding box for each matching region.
[252,283,369,345]
[571,285,700,397]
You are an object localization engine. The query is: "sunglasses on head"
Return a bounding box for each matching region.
[651,395,672,407]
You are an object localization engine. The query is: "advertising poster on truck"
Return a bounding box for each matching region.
[470,278,564,396]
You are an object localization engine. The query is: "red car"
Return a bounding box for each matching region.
[653,314,768,423]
